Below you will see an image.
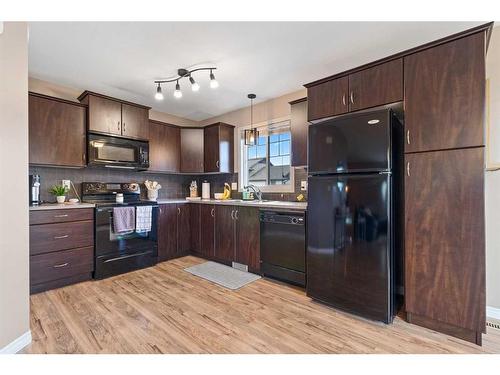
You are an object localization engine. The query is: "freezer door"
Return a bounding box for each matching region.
[306,174,392,323]
[308,109,391,174]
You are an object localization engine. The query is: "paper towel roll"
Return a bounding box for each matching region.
[202,181,210,200]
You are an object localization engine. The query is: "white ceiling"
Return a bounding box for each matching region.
[28,22,483,121]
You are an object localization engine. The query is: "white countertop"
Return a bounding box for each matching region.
[157,198,307,211]
[29,203,96,211]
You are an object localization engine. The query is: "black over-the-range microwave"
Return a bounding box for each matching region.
[87,133,149,170]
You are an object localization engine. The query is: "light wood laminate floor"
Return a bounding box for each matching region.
[24,256,500,354]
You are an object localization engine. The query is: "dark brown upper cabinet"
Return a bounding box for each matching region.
[78,91,150,140]
[204,122,235,173]
[29,92,86,167]
[148,120,181,173]
[180,128,204,173]
[348,59,403,111]
[306,60,402,121]
[307,76,349,121]
[404,148,485,342]
[404,32,485,153]
[121,103,149,140]
[290,98,308,166]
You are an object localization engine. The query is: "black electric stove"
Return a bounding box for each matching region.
[82,182,159,279]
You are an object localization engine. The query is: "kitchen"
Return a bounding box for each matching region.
[2,12,500,368]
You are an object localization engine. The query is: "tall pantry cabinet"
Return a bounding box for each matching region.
[403,31,486,345]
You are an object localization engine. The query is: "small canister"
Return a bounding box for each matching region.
[116,193,124,204]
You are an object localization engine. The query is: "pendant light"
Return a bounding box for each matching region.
[244,94,259,146]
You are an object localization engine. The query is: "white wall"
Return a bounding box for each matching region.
[0,22,30,351]
[486,25,500,312]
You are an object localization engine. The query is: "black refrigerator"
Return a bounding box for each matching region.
[306,108,403,323]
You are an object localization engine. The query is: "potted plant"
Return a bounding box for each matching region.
[50,185,69,204]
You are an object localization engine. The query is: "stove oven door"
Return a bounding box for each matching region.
[94,205,158,279]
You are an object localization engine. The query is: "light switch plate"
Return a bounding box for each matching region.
[300,180,308,191]
[231,182,238,190]
[62,180,71,190]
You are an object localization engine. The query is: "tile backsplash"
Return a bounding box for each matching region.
[29,166,308,203]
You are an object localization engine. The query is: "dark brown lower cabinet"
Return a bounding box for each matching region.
[177,204,190,255]
[193,204,260,274]
[200,204,215,258]
[235,206,260,272]
[189,203,201,253]
[404,147,485,345]
[158,203,191,261]
[158,204,178,261]
[29,208,94,294]
[214,205,236,263]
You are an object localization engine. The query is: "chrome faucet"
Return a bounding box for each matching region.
[244,184,263,201]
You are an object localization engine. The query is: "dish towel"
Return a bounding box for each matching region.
[113,206,135,234]
[136,205,153,233]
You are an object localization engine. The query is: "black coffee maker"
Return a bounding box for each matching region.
[29,175,41,206]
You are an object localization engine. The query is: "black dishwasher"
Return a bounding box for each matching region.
[260,210,306,287]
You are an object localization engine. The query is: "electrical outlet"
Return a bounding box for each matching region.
[231,182,238,191]
[300,180,308,191]
[62,180,71,190]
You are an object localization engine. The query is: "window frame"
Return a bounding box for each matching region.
[239,118,295,193]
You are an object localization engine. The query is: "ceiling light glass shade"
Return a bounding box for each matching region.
[210,72,219,88]
[174,81,182,98]
[189,76,200,92]
[244,128,259,146]
[155,85,164,100]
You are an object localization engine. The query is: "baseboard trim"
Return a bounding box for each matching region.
[487,306,500,321]
[0,331,32,354]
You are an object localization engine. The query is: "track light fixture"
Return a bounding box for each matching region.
[154,67,218,100]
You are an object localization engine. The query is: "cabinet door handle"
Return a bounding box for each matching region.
[123,122,126,133]
[177,207,181,215]
[406,162,411,177]
[211,208,215,217]
[406,129,411,145]
[216,160,220,169]
[82,152,86,163]
[342,94,346,107]
[53,214,68,218]
[54,235,69,239]
[53,262,69,268]
[231,210,234,220]
[118,121,121,131]
[350,92,355,104]
[235,210,239,220]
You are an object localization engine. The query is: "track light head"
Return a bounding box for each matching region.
[155,84,164,100]
[210,70,219,89]
[189,75,200,92]
[174,80,182,99]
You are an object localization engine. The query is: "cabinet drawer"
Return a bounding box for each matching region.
[30,220,94,255]
[30,208,94,225]
[30,246,94,286]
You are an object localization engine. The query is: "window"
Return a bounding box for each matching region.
[241,120,293,192]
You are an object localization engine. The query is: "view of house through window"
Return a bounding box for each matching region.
[241,121,292,190]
